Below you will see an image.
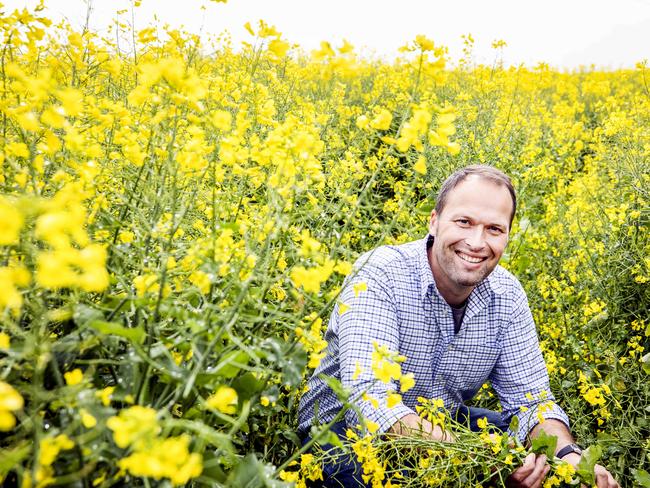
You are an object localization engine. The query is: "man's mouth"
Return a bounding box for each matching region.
[455,251,487,264]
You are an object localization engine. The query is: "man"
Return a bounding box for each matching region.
[298,165,618,487]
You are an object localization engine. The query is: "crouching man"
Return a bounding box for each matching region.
[298,165,618,487]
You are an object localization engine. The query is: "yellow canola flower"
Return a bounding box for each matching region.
[210,109,232,131]
[0,197,24,245]
[268,38,290,58]
[106,406,160,449]
[80,409,97,428]
[365,420,380,434]
[0,332,9,349]
[117,434,203,486]
[369,109,393,131]
[64,368,83,386]
[386,392,402,409]
[372,358,402,384]
[414,155,427,175]
[400,373,415,393]
[39,434,74,466]
[352,281,367,297]
[290,260,335,294]
[414,34,435,51]
[555,462,576,483]
[188,270,211,294]
[0,381,24,431]
[36,244,109,292]
[96,386,115,406]
[0,265,31,312]
[56,87,84,116]
[279,470,300,483]
[206,386,238,414]
[300,453,324,482]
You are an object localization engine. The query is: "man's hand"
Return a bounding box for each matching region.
[561,453,619,488]
[506,453,550,488]
[592,464,619,488]
[388,413,454,442]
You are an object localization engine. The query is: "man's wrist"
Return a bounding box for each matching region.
[559,452,581,466]
[556,443,583,460]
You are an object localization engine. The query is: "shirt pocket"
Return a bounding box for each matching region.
[441,343,500,401]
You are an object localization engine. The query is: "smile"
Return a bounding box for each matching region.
[456,251,486,264]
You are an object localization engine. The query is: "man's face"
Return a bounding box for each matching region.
[428,176,512,304]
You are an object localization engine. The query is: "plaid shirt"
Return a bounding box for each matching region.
[298,236,569,442]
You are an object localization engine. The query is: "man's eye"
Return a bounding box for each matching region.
[456,219,470,226]
[488,226,503,234]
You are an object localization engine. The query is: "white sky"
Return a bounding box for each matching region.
[7,0,650,69]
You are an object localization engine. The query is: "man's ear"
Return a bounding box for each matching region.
[428,209,438,236]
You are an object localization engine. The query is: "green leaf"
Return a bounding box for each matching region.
[508,415,519,434]
[632,469,650,488]
[87,320,145,344]
[73,304,104,326]
[415,200,433,216]
[0,442,30,477]
[531,430,557,458]
[213,350,250,378]
[226,454,291,488]
[320,375,351,403]
[232,372,264,401]
[641,353,650,375]
[576,444,602,486]
[281,348,307,387]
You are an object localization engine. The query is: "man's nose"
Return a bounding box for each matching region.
[464,226,485,249]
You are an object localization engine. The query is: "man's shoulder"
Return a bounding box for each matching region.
[354,239,422,274]
[487,265,527,297]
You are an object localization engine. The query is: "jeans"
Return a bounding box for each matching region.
[300,407,510,487]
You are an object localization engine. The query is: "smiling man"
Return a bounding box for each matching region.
[298,165,618,487]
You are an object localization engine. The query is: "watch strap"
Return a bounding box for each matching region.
[556,443,583,459]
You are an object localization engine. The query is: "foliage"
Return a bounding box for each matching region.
[0,2,648,487]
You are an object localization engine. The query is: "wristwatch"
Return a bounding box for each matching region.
[557,443,583,459]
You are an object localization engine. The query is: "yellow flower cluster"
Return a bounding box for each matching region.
[415,397,446,429]
[0,0,647,484]
[346,429,386,488]
[117,434,203,486]
[577,372,613,426]
[295,313,328,369]
[371,342,406,384]
[107,406,202,485]
[205,386,239,414]
[0,381,23,431]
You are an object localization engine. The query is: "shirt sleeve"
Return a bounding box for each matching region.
[489,291,570,443]
[337,264,415,434]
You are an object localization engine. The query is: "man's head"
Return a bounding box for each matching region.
[428,165,516,305]
[434,165,516,227]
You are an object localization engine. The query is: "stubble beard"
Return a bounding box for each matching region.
[439,248,493,289]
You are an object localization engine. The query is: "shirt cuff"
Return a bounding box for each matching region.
[510,402,571,444]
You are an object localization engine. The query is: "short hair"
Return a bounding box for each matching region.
[434,165,517,227]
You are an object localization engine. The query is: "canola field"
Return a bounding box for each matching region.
[0,4,648,487]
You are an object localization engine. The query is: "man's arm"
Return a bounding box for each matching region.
[336,263,414,433]
[486,287,617,487]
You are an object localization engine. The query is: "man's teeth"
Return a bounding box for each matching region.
[457,252,484,263]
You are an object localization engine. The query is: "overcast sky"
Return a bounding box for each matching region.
[7,0,650,69]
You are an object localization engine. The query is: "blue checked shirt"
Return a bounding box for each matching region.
[298,236,570,443]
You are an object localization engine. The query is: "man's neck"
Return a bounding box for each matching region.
[427,246,473,307]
